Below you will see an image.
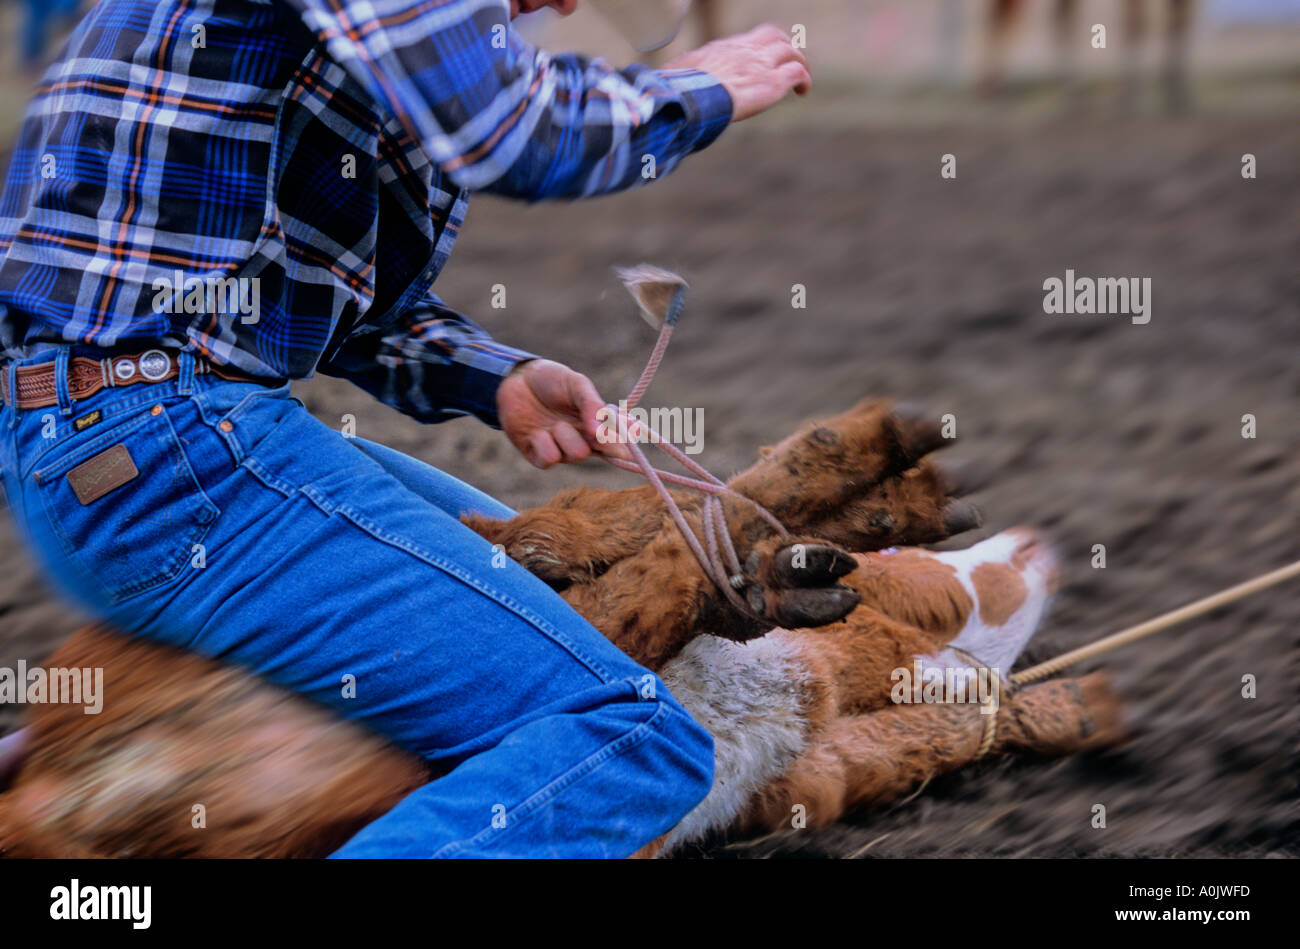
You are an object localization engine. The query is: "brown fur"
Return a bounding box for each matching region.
[0,399,1127,857]
[0,629,428,858]
[736,673,1123,834]
[972,561,1027,626]
[730,551,1124,839]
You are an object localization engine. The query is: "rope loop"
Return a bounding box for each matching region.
[948,646,1015,760]
[599,287,789,626]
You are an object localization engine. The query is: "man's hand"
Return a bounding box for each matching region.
[497,359,620,469]
[664,24,811,123]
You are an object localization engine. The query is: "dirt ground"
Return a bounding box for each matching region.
[1,86,1296,857]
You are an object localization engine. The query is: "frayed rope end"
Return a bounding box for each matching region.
[615,264,688,329]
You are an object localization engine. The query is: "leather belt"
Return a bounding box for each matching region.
[0,349,272,410]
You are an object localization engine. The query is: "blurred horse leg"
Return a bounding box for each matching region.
[1163,0,1195,113]
[980,0,1026,95]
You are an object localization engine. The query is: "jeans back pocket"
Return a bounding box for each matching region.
[32,402,220,605]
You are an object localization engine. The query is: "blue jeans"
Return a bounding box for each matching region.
[0,347,713,857]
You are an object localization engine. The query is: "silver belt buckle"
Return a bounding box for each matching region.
[137,349,171,382]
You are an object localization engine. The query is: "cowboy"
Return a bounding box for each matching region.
[0,0,809,857]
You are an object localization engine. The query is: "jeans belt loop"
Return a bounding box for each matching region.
[53,347,74,417]
[4,361,18,428]
[177,350,196,396]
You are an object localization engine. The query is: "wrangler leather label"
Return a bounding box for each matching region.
[66,443,140,506]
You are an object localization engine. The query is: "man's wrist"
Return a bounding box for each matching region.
[460,349,537,430]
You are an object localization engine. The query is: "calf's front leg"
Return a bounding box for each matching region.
[557,520,863,669]
[463,399,982,590]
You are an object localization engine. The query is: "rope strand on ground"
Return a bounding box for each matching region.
[1011,558,1300,686]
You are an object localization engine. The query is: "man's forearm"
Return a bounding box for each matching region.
[284,0,732,200]
[319,296,538,429]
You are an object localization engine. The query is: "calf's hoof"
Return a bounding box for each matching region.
[738,538,862,631]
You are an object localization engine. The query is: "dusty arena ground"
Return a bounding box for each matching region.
[1,79,1296,857]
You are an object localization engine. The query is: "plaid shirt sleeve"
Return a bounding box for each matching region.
[283,0,734,199]
[319,293,537,428]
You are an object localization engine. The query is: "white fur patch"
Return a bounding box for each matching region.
[921,530,1057,676]
[659,632,811,854]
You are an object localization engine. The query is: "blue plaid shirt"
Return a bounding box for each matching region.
[0,0,731,426]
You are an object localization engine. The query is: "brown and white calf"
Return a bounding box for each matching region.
[0,399,1128,857]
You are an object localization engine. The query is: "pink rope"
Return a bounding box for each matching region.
[598,318,790,622]
[624,323,673,411]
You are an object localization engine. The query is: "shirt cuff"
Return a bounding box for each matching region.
[657,67,734,154]
[446,342,537,430]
